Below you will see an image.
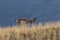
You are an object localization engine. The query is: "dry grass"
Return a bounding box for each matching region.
[0,21,60,40]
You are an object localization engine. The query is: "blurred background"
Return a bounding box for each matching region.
[0,0,60,26]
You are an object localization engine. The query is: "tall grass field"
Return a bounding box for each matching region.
[0,21,60,40]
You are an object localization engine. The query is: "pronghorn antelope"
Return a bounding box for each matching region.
[16,18,37,27]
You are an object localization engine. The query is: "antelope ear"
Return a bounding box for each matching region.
[16,19,18,23]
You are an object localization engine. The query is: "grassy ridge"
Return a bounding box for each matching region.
[0,21,60,40]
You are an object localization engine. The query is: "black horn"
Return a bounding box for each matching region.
[33,18,37,21]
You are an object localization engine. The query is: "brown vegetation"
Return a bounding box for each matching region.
[0,21,60,40]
